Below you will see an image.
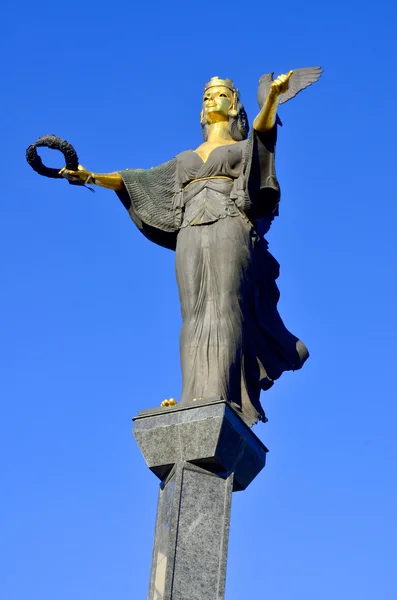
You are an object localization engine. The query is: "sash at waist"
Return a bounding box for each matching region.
[173,176,240,229]
[183,175,233,190]
[180,183,241,227]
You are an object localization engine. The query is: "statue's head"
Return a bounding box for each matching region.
[200,76,249,142]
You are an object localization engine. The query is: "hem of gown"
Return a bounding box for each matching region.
[229,401,268,428]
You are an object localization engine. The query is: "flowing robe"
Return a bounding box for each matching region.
[116,128,308,426]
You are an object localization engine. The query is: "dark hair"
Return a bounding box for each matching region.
[200,99,249,141]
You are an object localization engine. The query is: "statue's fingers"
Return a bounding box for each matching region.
[59,167,66,176]
[286,70,294,80]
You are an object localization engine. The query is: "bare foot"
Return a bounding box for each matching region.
[160,398,178,407]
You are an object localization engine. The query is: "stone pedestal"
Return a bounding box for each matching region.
[133,400,268,600]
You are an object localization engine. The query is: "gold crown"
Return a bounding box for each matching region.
[204,76,236,93]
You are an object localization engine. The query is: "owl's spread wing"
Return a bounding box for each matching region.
[279,66,323,104]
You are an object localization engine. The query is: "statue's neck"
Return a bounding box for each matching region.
[206,121,233,144]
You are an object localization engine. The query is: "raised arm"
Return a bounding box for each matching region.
[253,70,293,133]
[59,165,125,191]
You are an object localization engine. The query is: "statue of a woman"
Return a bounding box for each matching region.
[59,70,317,426]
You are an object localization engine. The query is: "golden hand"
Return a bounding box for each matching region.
[253,70,294,133]
[59,164,92,184]
[59,166,125,191]
[269,70,294,97]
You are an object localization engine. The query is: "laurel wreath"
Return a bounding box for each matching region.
[26,135,79,179]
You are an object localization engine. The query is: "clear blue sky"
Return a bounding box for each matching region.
[1,1,397,598]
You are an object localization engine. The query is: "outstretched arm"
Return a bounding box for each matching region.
[253,71,293,132]
[59,165,125,191]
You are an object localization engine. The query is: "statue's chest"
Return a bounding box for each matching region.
[176,143,246,185]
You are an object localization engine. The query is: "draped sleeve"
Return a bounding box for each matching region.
[115,158,180,251]
[232,126,280,229]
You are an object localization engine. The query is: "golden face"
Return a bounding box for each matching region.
[202,86,234,124]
